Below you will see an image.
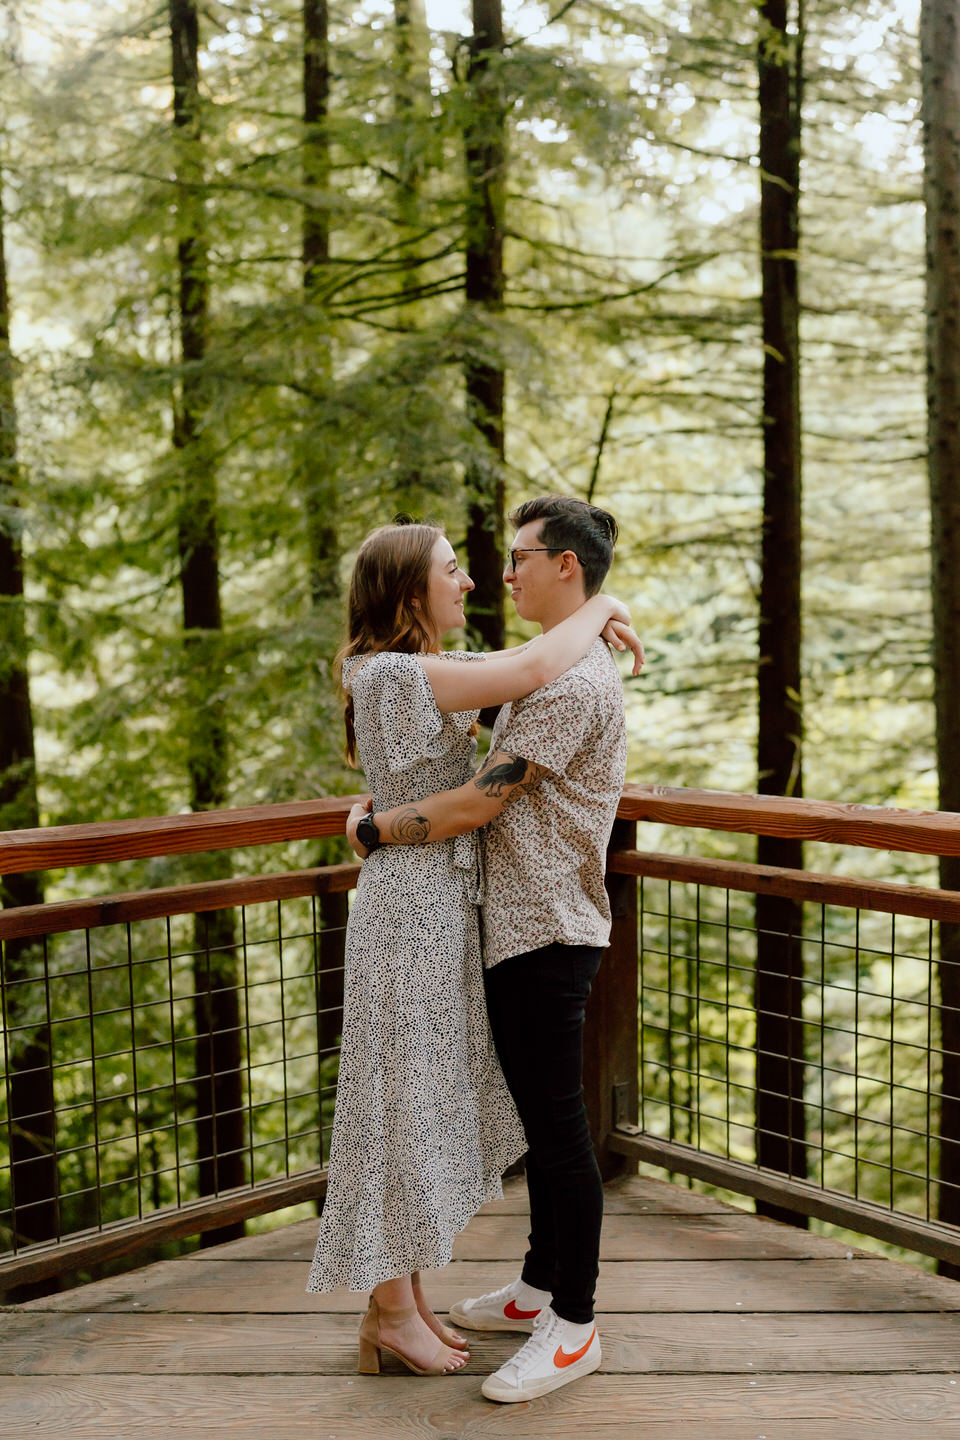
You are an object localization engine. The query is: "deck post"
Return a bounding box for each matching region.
[585,817,639,1179]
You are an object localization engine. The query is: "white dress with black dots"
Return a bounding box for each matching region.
[306,650,526,1293]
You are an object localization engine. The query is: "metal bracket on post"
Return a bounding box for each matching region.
[613,1081,641,1136]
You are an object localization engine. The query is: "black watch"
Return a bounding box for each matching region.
[356,812,382,851]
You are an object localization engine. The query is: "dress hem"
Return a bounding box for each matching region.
[304,1147,525,1295]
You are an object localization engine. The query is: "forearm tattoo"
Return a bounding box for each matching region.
[474,752,527,797]
[389,807,432,843]
[474,750,548,806]
[384,752,545,846]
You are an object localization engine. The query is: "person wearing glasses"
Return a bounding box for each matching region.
[345,496,633,1402]
[306,511,642,1383]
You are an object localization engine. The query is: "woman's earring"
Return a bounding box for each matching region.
[412,599,420,610]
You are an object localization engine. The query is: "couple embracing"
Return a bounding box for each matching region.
[306,495,641,1404]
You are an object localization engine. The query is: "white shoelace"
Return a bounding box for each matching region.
[499,1311,560,1378]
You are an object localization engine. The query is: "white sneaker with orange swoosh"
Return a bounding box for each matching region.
[448,1277,549,1333]
[481,1306,601,1402]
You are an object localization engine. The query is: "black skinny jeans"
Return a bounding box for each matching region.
[483,941,604,1325]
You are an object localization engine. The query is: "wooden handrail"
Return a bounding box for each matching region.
[607,849,960,923]
[618,783,960,856]
[3,783,960,878]
[0,795,368,875]
[0,863,362,942]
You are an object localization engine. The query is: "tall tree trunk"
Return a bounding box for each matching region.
[302,0,340,604]
[0,170,60,1297]
[754,0,807,1226]
[921,0,960,1278]
[170,0,245,1241]
[390,0,430,512]
[463,0,506,666]
[302,1,345,1145]
[394,0,428,297]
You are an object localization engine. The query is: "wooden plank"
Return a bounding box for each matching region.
[464,1373,960,1423]
[476,1173,735,1216]
[0,794,368,875]
[0,864,361,941]
[589,1310,960,1375]
[450,1213,850,1263]
[24,1257,960,1315]
[4,1373,960,1436]
[6,1309,960,1377]
[207,1212,857,1264]
[617,782,960,856]
[487,1429,960,1440]
[608,847,960,924]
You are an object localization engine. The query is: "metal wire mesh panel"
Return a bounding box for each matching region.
[637,875,953,1228]
[0,889,346,1261]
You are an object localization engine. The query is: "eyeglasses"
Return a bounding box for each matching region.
[505,546,563,571]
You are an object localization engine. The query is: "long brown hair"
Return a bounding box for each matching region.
[336,521,443,766]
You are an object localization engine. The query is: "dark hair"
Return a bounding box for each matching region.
[335,520,443,765]
[508,495,618,597]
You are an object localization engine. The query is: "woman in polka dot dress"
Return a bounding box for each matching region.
[306,519,639,1378]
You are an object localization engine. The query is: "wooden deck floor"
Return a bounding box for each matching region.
[5,1173,960,1437]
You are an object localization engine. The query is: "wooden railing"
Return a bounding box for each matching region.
[595,787,960,1268]
[4,784,960,1291]
[0,796,365,1291]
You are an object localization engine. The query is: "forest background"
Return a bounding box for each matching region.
[5,0,960,1279]
[0,0,928,853]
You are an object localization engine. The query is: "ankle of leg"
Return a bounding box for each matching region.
[516,1277,552,1306]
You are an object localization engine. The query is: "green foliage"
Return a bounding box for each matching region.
[0,0,940,1260]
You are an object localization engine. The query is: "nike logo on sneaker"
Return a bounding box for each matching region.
[504,1300,542,1320]
[554,1327,597,1368]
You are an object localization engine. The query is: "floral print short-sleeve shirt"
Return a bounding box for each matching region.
[481,638,627,968]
